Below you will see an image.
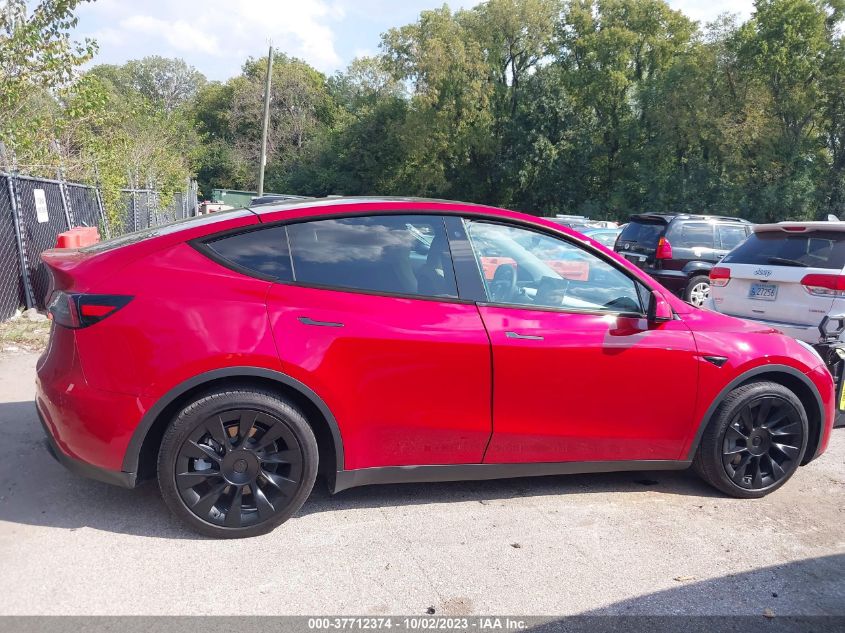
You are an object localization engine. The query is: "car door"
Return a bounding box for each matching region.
[462,219,700,464]
[264,214,492,470]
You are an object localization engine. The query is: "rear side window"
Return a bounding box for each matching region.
[717,225,748,250]
[618,221,664,247]
[666,222,714,248]
[205,225,293,281]
[722,231,845,269]
[287,215,458,298]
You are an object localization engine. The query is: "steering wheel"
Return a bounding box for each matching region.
[490,263,518,303]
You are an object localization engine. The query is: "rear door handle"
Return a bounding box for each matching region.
[505,331,544,341]
[298,316,344,328]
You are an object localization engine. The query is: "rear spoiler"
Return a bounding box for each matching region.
[754,222,845,234]
[629,214,670,223]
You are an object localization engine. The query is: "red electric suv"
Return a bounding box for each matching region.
[36,198,837,538]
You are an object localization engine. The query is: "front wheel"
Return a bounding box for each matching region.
[684,274,711,307]
[693,381,808,498]
[158,387,318,538]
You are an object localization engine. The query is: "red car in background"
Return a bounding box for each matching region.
[36,198,836,538]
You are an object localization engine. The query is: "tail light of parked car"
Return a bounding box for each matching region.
[710,267,731,287]
[800,274,845,298]
[47,291,133,329]
[655,236,673,260]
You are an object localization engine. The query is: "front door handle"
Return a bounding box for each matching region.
[298,316,344,328]
[505,331,544,341]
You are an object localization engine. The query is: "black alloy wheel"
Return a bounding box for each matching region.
[693,381,808,498]
[721,395,804,490]
[175,408,303,528]
[158,388,318,538]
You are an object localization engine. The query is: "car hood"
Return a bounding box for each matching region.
[681,306,781,335]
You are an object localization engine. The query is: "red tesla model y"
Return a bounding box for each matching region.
[35,198,836,537]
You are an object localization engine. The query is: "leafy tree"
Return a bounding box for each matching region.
[12,0,845,226]
[0,0,96,155]
[555,0,696,215]
[90,56,206,113]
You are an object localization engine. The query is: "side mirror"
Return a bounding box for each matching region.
[647,291,673,323]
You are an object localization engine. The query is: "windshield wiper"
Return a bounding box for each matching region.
[767,256,808,267]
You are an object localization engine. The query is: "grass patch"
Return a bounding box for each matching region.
[0,315,51,352]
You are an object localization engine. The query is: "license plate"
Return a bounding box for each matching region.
[626,254,646,263]
[748,282,778,301]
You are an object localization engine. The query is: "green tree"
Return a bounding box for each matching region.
[0,0,96,156]
[90,56,206,113]
[555,0,696,215]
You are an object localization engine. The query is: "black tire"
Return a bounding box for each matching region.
[693,381,808,498]
[684,274,711,307]
[158,387,318,538]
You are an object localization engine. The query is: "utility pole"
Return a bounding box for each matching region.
[257,45,273,197]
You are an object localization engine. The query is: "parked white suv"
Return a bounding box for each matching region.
[708,222,845,346]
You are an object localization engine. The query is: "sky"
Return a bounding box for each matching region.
[75,0,756,82]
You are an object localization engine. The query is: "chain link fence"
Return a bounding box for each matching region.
[66,183,106,232]
[0,172,197,318]
[120,189,195,234]
[0,175,25,320]
[14,175,72,310]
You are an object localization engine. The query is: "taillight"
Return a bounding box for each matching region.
[655,236,673,259]
[47,292,132,329]
[801,274,845,297]
[710,266,731,287]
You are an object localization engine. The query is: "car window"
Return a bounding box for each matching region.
[587,231,619,248]
[618,220,664,248]
[722,230,845,269]
[205,225,293,281]
[287,215,458,298]
[465,220,643,314]
[718,225,748,251]
[667,222,714,248]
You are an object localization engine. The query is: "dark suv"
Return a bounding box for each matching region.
[614,214,752,306]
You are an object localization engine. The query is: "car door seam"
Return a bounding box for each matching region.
[476,303,496,463]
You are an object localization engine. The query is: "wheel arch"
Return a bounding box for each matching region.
[686,364,824,465]
[681,262,715,277]
[123,367,344,484]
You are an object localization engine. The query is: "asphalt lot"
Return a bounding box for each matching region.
[0,351,842,616]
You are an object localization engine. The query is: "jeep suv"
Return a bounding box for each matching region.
[709,222,845,345]
[615,214,753,306]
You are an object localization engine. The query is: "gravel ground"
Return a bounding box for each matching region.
[0,351,842,616]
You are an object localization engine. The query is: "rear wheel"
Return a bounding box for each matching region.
[158,387,318,538]
[684,274,711,307]
[693,381,808,498]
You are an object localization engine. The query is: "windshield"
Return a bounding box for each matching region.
[722,231,845,270]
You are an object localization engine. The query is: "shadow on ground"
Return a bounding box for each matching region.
[0,398,779,540]
[528,554,845,630]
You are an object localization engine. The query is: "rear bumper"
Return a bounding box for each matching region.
[38,405,136,488]
[35,325,143,487]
